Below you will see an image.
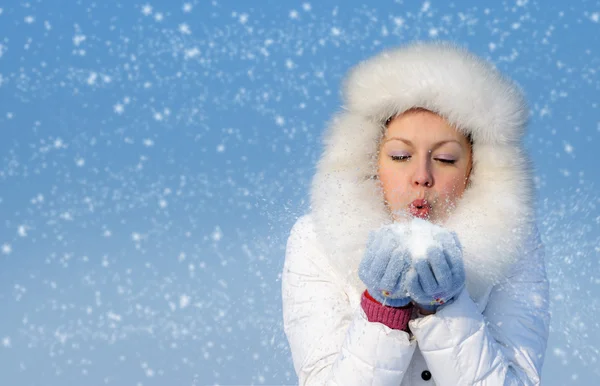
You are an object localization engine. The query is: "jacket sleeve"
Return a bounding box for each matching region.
[282,215,417,385]
[409,226,550,385]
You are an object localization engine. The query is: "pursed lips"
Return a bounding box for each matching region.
[409,199,431,219]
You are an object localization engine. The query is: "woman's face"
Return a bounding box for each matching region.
[378,109,472,224]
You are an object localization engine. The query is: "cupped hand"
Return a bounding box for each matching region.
[404,229,466,312]
[358,226,412,307]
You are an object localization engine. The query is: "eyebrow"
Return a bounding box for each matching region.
[383,137,464,150]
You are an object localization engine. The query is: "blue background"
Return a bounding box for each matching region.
[0,0,598,384]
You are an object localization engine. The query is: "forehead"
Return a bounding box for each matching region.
[385,110,467,143]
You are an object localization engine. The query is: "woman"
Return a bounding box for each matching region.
[282,41,550,385]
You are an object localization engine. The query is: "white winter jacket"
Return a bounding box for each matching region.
[282,214,549,385]
[281,42,550,385]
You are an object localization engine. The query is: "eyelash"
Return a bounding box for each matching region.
[390,155,456,165]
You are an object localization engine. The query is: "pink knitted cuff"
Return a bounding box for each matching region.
[361,290,412,331]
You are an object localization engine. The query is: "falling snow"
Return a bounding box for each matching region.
[1,243,11,255]
[0,1,598,385]
[178,23,191,35]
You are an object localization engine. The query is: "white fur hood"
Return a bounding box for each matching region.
[310,41,538,304]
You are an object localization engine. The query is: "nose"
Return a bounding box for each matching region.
[412,157,433,188]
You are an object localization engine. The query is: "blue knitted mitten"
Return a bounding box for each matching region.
[403,219,466,312]
[358,226,412,307]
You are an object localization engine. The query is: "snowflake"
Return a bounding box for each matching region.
[179,23,191,34]
[1,243,11,255]
[211,227,223,242]
[107,312,121,322]
[17,226,27,237]
[179,294,191,308]
[564,143,574,154]
[73,34,86,46]
[184,47,200,59]
[87,72,97,85]
[141,4,152,16]
[393,17,404,26]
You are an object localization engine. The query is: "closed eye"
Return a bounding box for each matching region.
[391,155,456,164]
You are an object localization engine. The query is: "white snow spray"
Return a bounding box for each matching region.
[389,218,445,262]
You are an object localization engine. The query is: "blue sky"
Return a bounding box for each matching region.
[0,0,598,384]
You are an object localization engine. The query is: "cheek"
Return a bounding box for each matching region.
[378,166,406,202]
[436,173,467,200]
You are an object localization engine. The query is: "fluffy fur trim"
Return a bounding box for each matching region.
[310,41,536,304]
